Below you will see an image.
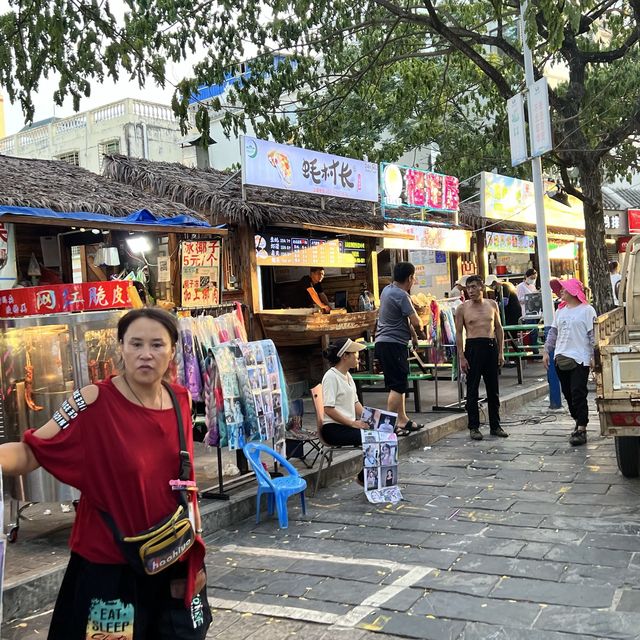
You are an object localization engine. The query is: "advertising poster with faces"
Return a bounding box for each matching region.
[360,406,402,503]
[212,343,245,450]
[212,339,287,452]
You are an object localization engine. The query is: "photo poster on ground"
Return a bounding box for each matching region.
[213,340,288,452]
[360,407,403,503]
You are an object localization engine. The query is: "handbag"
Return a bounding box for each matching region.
[101,381,196,576]
[555,354,578,371]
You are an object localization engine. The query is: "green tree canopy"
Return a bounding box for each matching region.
[2,0,639,311]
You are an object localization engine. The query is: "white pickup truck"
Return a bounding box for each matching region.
[595,234,640,476]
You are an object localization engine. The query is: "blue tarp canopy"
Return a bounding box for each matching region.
[0,206,212,228]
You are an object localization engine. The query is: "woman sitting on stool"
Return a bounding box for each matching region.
[321,337,368,485]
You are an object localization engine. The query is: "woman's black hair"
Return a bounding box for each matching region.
[117,307,179,346]
[322,337,350,365]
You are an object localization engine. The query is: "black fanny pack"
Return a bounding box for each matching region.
[101,381,195,576]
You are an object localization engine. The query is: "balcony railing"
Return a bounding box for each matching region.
[1,98,180,150]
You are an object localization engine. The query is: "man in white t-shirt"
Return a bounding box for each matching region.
[610,261,621,305]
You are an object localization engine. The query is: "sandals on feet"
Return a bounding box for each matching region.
[395,420,424,437]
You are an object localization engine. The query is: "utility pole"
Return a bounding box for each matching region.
[520,0,562,408]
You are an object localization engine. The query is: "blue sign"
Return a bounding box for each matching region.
[241,136,379,203]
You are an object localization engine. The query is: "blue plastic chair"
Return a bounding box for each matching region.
[243,442,307,529]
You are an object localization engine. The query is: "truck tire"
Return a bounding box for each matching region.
[615,436,640,478]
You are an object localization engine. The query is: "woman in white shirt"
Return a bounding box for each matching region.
[321,337,368,483]
[543,278,597,446]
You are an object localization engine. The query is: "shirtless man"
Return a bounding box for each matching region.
[454,274,508,440]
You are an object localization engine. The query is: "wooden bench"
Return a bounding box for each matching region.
[351,372,434,412]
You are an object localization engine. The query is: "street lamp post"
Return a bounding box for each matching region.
[520,0,562,408]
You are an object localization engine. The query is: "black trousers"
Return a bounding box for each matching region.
[555,363,590,427]
[320,422,362,446]
[465,338,500,431]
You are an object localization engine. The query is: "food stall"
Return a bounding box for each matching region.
[0,155,225,539]
[104,142,389,388]
[477,172,586,283]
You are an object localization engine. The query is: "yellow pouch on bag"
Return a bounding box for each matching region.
[115,505,195,576]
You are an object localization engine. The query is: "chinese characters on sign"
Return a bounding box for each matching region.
[181,240,221,308]
[380,163,459,218]
[255,234,367,268]
[242,136,379,202]
[0,281,132,318]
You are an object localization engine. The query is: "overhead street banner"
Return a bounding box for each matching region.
[241,136,379,202]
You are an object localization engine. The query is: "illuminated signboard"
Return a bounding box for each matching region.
[255,234,367,268]
[380,163,459,220]
[481,172,585,230]
[242,136,379,202]
[383,224,471,252]
[486,232,535,254]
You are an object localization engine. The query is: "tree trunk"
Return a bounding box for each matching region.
[579,165,613,315]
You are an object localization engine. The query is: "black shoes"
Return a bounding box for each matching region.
[469,427,510,440]
[569,429,587,446]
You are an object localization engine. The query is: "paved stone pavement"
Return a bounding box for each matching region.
[7,392,640,639]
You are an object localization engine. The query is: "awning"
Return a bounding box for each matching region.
[0,206,226,236]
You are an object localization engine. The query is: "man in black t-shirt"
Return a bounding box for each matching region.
[297,267,330,312]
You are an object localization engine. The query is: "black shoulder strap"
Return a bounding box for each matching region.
[162,381,192,484]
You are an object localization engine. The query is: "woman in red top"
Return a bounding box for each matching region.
[0,308,211,639]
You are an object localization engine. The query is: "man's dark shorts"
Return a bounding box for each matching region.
[375,342,409,394]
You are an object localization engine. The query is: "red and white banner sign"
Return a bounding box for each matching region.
[0,281,133,318]
[628,209,640,234]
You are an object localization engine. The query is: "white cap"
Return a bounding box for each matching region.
[337,338,366,357]
[485,274,503,287]
[455,275,470,287]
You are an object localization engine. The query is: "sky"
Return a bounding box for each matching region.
[2,64,187,136]
[0,0,199,136]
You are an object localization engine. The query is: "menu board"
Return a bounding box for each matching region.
[181,240,221,308]
[256,234,367,268]
[486,231,535,254]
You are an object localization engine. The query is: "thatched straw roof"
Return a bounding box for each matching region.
[104,154,391,230]
[0,154,205,220]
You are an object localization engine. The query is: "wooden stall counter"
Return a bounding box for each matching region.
[257,308,377,347]
[257,308,378,389]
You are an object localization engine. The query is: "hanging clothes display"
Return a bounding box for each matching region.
[175,305,287,453]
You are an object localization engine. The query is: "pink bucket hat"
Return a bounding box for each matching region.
[550,278,587,303]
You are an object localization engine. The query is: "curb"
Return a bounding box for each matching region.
[2,382,549,621]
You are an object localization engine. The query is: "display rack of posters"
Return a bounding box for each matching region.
[181,240,221,308]
[212,339,287,452]
[360,407,402,503]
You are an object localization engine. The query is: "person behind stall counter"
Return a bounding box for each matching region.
[296,266,331,313]
[0,307,211,640]
[516,268,538,317]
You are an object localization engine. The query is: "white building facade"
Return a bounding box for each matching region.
[0,99,187,173]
